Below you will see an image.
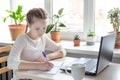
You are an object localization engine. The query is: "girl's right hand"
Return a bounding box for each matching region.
[39,62,54,71]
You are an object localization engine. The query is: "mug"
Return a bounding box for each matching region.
[65,64,85,80]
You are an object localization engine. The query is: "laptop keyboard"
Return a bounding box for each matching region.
[60,58,97,73]
[85,59,97,71]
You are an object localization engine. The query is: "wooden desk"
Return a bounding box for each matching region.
[15,57,120,80]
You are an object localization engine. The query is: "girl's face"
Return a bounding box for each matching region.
[28,19,47,39]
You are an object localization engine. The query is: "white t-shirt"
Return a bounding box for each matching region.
[7,33,66,79]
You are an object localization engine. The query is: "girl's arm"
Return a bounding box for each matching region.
[8,35,53,70]
[47,50,64,60]
[44,34,66,60]
[18,61,53,70]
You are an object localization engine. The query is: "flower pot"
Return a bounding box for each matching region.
[50,31,61,43]
[113,23,119,32]
[74,40,80,46]
[86,36,95,46]
[9,24,26,41]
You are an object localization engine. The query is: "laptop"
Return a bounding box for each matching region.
[60,33,116,76]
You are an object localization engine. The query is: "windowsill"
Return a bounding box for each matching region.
[59,40,120,58]
[1,40,120,58]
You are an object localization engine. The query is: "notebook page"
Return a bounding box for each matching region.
[27,61,63,75]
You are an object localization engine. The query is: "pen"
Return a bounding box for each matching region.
[42,51,48,61]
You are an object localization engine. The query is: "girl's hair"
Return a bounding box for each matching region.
[25,8,48,32]
[26,8,48,24]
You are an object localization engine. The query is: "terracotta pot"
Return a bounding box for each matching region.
[9,24,26,41]
[50,31,61,43]
[115,32,120,49]
[74,40,80,46]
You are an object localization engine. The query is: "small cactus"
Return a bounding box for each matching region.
[74,34,80,40]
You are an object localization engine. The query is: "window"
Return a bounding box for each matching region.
[0,0,45,41]
[2,0,119,41]
[95,0,120,36]
[15,0,45,24]
[15,0,44,14]
[53,0,84,32]
[0,0,11,41]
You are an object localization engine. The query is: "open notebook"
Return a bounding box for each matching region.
[27,61,63,75]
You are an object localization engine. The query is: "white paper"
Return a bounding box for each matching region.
[27,61,63,75]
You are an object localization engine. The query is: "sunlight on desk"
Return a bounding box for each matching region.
[15,57,120,80]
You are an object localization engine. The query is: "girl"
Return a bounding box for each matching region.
[8,8,66,80]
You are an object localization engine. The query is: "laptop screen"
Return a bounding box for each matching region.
[96,33,116,74]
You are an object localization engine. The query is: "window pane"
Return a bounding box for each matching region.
[95,0,120,36]
[53,0,84,32]
[0,0,11,41]
[15,0,45,29]
[16,0,44,14]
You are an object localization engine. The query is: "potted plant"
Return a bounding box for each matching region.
[108,7,120,48]
[73,34,80,46]
[3,5,26,41]
[86,30,95,46]
[108,8,120,32]
[46,8,66,43]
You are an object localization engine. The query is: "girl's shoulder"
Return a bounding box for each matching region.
[42,34,49,39]
[16,34,27,42]
[18,34,27,39]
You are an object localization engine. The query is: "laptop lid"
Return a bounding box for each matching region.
[95,33,116,75]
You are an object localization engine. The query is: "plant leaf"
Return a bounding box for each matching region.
[16,5,22,14]
[6,10,12,13]
[3,5,25,25]
[58,8,64,15]
[74,34,80,40]
[87,32,95,36]
[46,24,54,34]
[53,14,59,18]
[3,18,6,23]
[59,23,66,27]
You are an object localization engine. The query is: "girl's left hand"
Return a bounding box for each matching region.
[34,56,47,62]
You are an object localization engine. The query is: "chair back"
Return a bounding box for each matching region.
[0,45,12,80]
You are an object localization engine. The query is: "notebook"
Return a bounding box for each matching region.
[27,61,63,75]
[60,33,116,76]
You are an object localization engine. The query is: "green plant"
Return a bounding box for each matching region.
[74,34,80,40]
[46,8,66,33]
[87,31,95,36]
[108,7,120,32]
[3,5,26,26]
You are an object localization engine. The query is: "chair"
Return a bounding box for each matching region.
[0,45,12,80]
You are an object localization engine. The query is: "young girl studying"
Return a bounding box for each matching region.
[7,8,66,80]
